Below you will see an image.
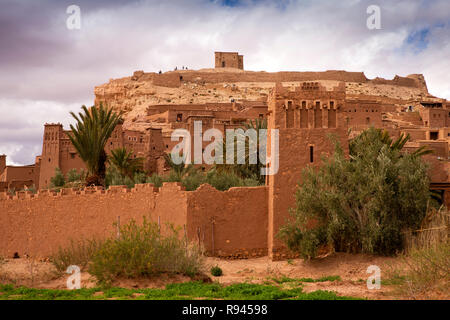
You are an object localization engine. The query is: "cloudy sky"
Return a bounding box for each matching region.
[0,0,449,165]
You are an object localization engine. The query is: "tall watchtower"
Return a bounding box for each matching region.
[0,155,6,176]
[39,123,64,188]
[266,82,349,259]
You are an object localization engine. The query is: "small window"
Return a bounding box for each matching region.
[222,61,225,67]
[430,132,438,140]
[177,114,183,122]
[309,146,314,163]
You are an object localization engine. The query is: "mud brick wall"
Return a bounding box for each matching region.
[0,183,268,259]
[186,184,268,258]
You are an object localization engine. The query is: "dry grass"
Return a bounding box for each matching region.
[388,207,450,299]
[50,239,103,273]
[404,206,449,251]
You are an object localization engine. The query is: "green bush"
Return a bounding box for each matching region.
[146,173,163,188]
[182,171,206,191]
[210,266,223,277]
[50,239,103,273]
[88,218,204,285]
[206,169,259,191]
[66,169,85,183]
[279,128,434,258]
[50,168,65,188]
[105,166,136,189]
[145,168,260,192]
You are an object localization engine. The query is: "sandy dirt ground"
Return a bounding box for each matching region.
[205,253,400,300]
[0,253,410,299]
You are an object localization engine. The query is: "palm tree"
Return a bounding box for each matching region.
[68,104,122,186]
[349,127,432,159]
[214,118,267,184]
[109,147,144,179]
[164,153,196,181]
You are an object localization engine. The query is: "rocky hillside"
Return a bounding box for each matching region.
[94,68,437,132]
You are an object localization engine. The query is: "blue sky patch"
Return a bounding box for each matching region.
[406,27,430,52]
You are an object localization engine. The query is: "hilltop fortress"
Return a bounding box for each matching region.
[1,52,449,259]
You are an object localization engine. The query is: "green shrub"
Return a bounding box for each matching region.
[279,128,434,258]
[133,171,147,184]
[50,168,65,188]
[182,171,206,191]
[67,169,83,183]
[24,185,37,194]
[105,166,135,188]
[146,173,163,188]
[210,266,223,277]
[88,218,204,285]
[50,239,103,273]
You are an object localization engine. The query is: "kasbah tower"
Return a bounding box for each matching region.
[1,51,449,259]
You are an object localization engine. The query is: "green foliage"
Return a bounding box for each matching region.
[163,153,196,181]
[88,218,204,285]
[24,185,37,194]
[66,169,86,183]
[108,148,144,179]
[50,239,103,273]
[181,170,206,191]
[206,169,259,191]
[210,266,223,277]
[50,168,65,188]
[279,128,434,258]
[68,104,122,185]
[147,166,260,192]
[214,118,268,184]
[271,275,341,284]
[0,282,361,300]
[105,166,147,189]
[105,165,135,188]
[146,173,163,188]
